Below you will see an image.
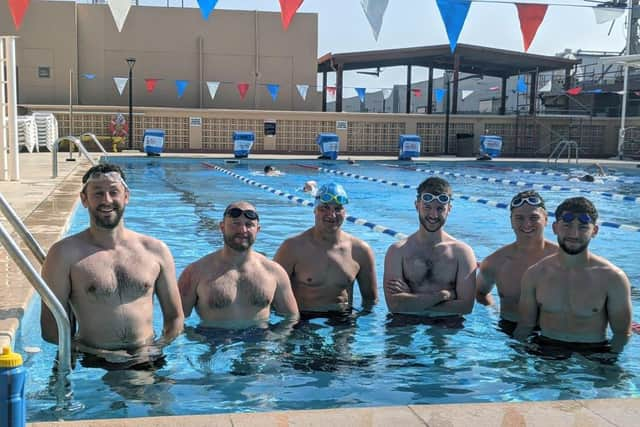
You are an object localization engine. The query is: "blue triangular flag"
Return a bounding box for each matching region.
[355,87,366,103]
[266,83,280,101]
[436,0,471,53]
[517,77,528,94]
[197,0,218,20]
[435,88,446,103]
[176,80,189,99]
[82,73,96,80]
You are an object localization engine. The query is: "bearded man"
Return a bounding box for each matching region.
[179,201,298,328]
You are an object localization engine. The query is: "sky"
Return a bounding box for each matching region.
[143,0,628,90]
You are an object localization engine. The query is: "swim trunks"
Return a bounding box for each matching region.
[79,351,166,371]
[386,313,465,329]
[529,335,611,360]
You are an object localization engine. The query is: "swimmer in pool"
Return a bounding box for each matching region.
[302,180,318,196]
[514,197,632,355]
[264,165,282,176]
[179,201,299,328]
[475,190,557,335]
[41,163,184,369]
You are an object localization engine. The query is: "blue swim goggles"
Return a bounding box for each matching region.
[420,192,451,204]
[316,192,349,205]
[559,212,594,225]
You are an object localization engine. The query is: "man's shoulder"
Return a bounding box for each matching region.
[280,228,314,247]
[49,230,91,256]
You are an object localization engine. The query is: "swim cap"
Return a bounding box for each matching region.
[315,183,349,206]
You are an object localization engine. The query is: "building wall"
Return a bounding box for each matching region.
[1,3,320,110]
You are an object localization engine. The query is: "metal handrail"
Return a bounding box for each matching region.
[52,136,97,178]
[548,140,579,165]
[0,210,71,376]
[80,132,108,155]
[0,193,46,265]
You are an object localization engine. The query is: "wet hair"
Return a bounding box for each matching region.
[264,165,275,173]
[580,174,595,182]
[81,164,126,192]
[554,197,598,223]
[510,190,546,212]
[416,177,451,199]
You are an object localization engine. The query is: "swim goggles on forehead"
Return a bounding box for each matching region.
[510,195,543,209]
[224,207,259,221]
[316,192,349,205]
[419,192,451,204]
[81,171,129,192]
[559,212,593,225]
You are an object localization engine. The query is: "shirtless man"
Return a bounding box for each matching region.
[476,190,557,335]
[384,177,476,318]
[41,164,183,367]
[179,201,298,328]
[515,197,632,354]
[274,183,378,316]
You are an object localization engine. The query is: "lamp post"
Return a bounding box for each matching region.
[443,71,452,155]
[126,57,136,150]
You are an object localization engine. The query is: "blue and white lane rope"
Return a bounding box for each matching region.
[381,165,640,204]
[205,163,408,241]
[308,165,640,233]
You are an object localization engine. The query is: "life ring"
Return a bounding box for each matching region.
[109,113,129,138]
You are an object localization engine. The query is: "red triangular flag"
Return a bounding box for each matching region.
[8,0,30,30]
[279,0,303,31]
[566,87,582,96]
[515,3,548,52]
[327,86,337,96]
[145,78,159,93]
[237,82,250,100]
[411,88,422,97]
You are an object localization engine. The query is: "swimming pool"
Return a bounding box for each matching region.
[16,158,640,421]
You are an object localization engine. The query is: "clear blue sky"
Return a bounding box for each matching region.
[155,0,626,90]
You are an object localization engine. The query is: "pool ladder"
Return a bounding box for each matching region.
[547,139,579,165]
[52,134,106,178]
[0,192,72,375]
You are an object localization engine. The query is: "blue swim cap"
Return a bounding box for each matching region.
[315,182,349,206]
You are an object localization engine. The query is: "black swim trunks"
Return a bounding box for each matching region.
[79,351,167,371]
[529,335,611,360]
[387,313,465,329]
[498,318,518,336]
[297,310,356,326]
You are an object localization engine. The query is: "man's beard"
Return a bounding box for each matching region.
[558,238,589,255]
[92,205,124,229]
[419,215,444,233]
[224,232,255,252]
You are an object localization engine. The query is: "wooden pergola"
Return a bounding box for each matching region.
[317,44,581,114]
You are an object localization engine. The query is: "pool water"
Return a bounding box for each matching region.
[16,158,640,421]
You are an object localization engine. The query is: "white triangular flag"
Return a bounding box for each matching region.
[461,90,474,100]
[593,7,624,25]
[382,88,392,99]
[108,0,132,32]
[361,0,389,41]
[539,80,552,92]
[113,77,128,95]
[296,84,309,100]
[207,81,220,100]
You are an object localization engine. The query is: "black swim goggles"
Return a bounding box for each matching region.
[419,192,451,204]
[510,195,543,209]
[224,207,259,221]
[559,212,594,225]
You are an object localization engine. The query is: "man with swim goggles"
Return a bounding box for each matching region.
[41,163,184,369]
[179,201,298,328]
[274,183,378,318]
[383,177,477,320]
[515,196,632,356]
[476,190,557,336]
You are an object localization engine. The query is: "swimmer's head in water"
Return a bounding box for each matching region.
[303,180,318,193]
[81,164,128,193]
[264,165,276,174]
[580,174,595,182]
[510,190,545,211]
[315,183,349,206]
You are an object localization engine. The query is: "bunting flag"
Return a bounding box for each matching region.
[360,0,389,41]
[237,82,250,100]
[82,73,96,80]
[279,0,303,31]
[176,80,189,98]
[296,84,309,100]
[355,87,366,103]
[207,81,220,100]
[8,0,30,30]
[411,88,422,97]
[539,80,552,92]
[436,0,471,53]
[489,86,500,91]
[327,86,337,97]
[593,7,625,25]
[145,78,159,93]
[461,90,474,100]
[108,0,132,32]
[566,87,582,96]
[515,3,548,52]
[517,76,528,93]
[267,83,280,101]
[197,0,218,20]
[113,77,128,96]
[382,88,392,100]
[435,88,446,103]
[585,88,603,94]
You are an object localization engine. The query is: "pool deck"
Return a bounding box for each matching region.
[0,151,638,426]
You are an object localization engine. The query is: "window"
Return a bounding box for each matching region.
[38,67,50,78]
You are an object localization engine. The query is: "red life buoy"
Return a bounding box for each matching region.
[109,114,129,138]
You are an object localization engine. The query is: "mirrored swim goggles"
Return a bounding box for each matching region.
[510,195,543,209]
[419,192,451,204]
[316,192,349,205]
[559,212,594,225]
[81,171,129,192]
[224,207,260,221]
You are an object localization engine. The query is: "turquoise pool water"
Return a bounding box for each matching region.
[17,158,640,420]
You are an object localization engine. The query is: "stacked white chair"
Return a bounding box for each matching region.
[33,112,59,151]
[17,116,38,153]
